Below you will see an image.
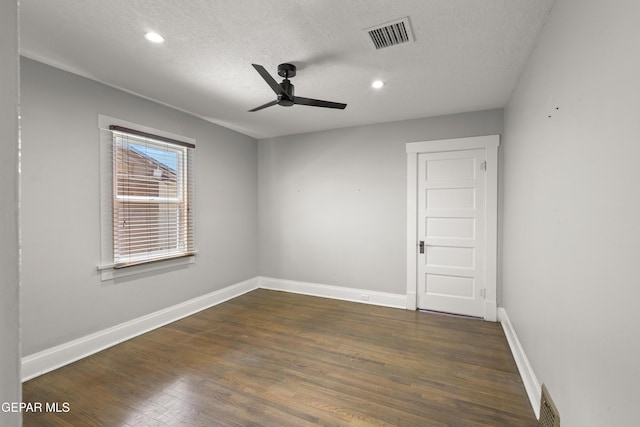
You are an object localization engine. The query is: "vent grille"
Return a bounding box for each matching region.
[366,17,413,49]
[539,384,560,427]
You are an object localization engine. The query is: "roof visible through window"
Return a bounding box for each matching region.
[128,143,178,172]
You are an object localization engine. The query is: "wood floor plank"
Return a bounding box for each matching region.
[22,289,536,426]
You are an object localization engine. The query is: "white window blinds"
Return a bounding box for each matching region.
[110,125,195,268]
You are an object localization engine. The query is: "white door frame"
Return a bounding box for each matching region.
[406,135,500,321]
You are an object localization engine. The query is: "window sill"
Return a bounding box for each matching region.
[97,254,196,281]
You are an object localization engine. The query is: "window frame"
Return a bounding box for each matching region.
[97,115,196,280]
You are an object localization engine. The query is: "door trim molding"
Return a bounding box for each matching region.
[405,135,500,320]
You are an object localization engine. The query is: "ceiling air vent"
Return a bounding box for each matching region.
[366,17,413,49]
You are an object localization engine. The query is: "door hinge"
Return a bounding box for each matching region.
[479,288,486,298]
[480,161,487,171]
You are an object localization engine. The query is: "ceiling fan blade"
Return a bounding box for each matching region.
[293,96,347,110]
[252,64,290,100]
[248,99,279,112]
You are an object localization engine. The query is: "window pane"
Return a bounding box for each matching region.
[114,202,181,257]
[112,130,194,267]
[115,141,180,199]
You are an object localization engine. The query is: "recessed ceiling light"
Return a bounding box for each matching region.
[144,32,165,43]
[372,80,384,89]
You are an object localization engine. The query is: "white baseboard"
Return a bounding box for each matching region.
[22,277,259,382]
[21,276,417,381]
[258,276,407,309]
[21,273,540,424]
[498,307,541,419]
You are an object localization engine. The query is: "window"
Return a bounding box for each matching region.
[109,125,195,268]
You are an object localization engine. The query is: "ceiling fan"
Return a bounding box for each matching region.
[249,63,347,112]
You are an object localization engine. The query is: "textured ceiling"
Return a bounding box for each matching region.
[20,0,555,139]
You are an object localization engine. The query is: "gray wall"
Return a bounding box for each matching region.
[0,1,21,426]
[258,110,503,294]
[502,0,640,425]
[20,58,259,356]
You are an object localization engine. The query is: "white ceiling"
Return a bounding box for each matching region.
[20,0,555,139]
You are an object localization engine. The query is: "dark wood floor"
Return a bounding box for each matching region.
[23,289,536,426]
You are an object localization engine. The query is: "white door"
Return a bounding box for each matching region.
[417,149,486,317]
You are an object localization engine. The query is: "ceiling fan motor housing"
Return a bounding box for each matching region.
[278,79,295,106]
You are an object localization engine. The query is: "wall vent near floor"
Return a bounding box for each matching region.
[539,383,560,427]
[366,17,414,49]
